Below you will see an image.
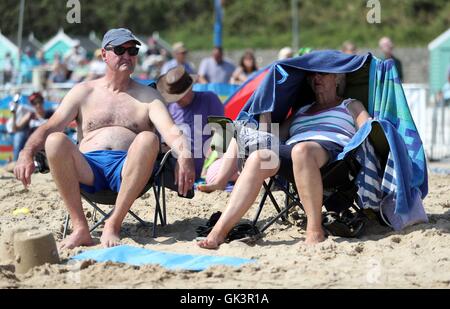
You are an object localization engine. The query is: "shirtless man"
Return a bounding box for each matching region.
[13,28,195,249]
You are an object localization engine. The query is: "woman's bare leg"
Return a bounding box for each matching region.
[198,138,239,193]
[198,149,279,249]
[291,142,329,245]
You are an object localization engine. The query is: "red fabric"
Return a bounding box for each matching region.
[224,69,269,120]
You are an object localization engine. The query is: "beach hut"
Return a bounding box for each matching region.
[429,28,450,94]
[23,33,43,54]
[72,31,102,58]
[42,28,78,64]
[0,30,19,69]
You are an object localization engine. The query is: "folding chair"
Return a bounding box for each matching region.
[34,149,194,238]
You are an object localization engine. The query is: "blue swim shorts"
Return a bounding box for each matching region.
[80,150,128,194]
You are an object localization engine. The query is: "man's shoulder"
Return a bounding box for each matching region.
[196,90,220,101]
[194,91,224,111]
[131,80,165,103]
[67,80,96,97]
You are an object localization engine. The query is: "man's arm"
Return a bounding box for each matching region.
[147,96,195,196]
[14,83,85,187]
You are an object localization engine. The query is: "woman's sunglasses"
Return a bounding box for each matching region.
[105,45,139,56]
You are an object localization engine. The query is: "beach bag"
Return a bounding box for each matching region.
[234,121,280,158]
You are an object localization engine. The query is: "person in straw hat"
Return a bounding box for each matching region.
[157,65,224,179]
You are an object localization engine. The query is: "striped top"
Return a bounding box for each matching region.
[286,98,356,147]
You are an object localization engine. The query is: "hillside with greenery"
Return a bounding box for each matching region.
[1,0,449,50]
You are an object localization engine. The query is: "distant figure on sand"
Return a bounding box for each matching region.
[14,28,195,250]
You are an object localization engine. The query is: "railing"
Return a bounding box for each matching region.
[403,84,450,161]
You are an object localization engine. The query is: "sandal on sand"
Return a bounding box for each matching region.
[322,210,367,238]
[196,211,261,242]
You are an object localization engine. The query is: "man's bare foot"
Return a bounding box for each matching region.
[100,222,121,248]
[305,230,326,245]
[197,181,227,193]
[197,232,226,250]
[59,228,94,250]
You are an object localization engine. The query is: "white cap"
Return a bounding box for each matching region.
[278,47,293,60]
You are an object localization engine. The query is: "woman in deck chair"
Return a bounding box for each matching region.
[198,71,371,248]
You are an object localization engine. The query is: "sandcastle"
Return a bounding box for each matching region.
[0,228,60,274]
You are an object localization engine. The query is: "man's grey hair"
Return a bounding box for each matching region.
[335,73,346,97]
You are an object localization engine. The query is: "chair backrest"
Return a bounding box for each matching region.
[344,59,371,111]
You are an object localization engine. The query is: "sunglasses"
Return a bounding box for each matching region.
[105,45,139,56]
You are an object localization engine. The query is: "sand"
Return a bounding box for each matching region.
[0,166,449,289]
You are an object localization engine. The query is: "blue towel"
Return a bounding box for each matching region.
[337,120,428,230]
[71,245,255,271]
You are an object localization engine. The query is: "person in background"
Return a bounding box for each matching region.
[278,47,294,60]
[48,53,68,84]
[198,46,235,84]
[64,41,87,80]
[230,49,258,85]
[161,42,195,75]
[342,41,357,55]
[437,67,450,106]
[157,65,224,179]
[142,38,165,79]
[379,36,403,81]
[2,52,14,84]
[85,49,107,81]
[6,92,52,161]
[20,47,40,83]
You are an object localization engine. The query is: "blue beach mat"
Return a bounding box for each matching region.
[71,245,255,271]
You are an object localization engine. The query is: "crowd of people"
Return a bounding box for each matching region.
[5,27,435,251]
[2,33,408,90]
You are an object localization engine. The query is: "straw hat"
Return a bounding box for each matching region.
[157,65,197,103]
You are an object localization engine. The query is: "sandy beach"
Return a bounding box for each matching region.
[0,166,449,289]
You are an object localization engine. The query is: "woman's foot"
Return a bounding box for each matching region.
[197,231,226,249]
[305,229,326,245]
[197,181,227,193]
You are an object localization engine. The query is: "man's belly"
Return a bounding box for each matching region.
[79,126,144,153]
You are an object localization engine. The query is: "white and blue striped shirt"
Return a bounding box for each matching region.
[286,98,356,147]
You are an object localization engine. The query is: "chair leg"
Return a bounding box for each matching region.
[89,209,114,233]
[252,179,272,225]
[259,201,299,234]
[63,213,70,239]
[162,185,167,226]
[152,185,164,238]
[127,209,149,227]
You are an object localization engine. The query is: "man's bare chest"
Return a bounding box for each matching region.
[80,96,152,134]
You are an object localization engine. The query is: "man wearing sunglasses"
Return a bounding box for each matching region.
[14,28,195,250]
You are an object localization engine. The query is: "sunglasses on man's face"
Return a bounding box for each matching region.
[105,45,139,56]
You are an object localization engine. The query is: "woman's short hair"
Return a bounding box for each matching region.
[335,73,346,97]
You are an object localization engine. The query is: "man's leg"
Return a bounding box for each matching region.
[198,138,239,193]
[291,142,329,245]
[101,132,159,247]
[198,149,279,249]
[45,132,95,250]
